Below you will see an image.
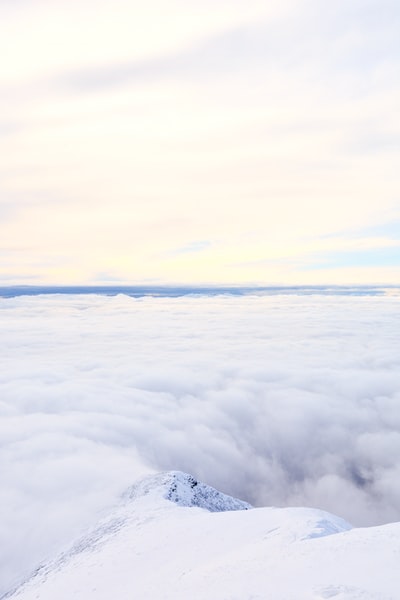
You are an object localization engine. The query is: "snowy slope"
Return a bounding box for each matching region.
[3,472,400,600]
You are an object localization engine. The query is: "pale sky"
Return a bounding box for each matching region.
[1,0,399,285]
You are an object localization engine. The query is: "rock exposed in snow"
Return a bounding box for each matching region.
[3,472,399,600]
[121,471,252,512]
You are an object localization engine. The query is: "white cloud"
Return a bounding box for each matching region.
[1,292,400,594]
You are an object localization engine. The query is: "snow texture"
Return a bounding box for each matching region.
[122,471,252,511]
[4,471,398,600]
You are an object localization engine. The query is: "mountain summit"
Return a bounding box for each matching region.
[4,472,399,600]
[121,471,252,512]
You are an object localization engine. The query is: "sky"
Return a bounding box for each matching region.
[1,293,400,594]
[0,0,399,285]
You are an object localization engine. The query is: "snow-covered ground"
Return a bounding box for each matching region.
[4,472,399,600]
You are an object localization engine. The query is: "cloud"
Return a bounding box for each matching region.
[168,241,212,256]
[1,293,400,594]
[0,0,399,285]
[47,0,399,93]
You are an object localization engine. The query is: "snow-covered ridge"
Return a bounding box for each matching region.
[2,472,250,599]
[121,471,252,512]
[4,472,399,600]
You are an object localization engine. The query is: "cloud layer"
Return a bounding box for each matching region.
[1,293,400,593]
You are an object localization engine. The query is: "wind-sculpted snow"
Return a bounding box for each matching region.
[4,472,398,600]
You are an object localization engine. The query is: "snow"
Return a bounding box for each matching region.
[3,472,399,600]
[121,471,252,511]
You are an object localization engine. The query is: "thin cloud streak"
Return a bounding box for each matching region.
[52,4,400,94]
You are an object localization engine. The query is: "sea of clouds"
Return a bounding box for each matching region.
[1,292,400,594]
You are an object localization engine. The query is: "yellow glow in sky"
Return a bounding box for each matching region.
[1,0,399,284]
